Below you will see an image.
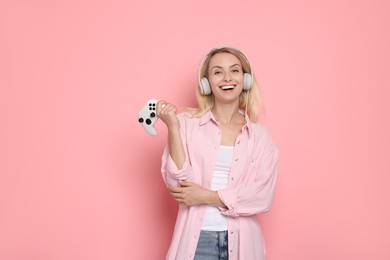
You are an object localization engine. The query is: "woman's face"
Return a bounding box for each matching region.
[207,52,244,103]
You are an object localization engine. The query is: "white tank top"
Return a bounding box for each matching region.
[201,145,234,231]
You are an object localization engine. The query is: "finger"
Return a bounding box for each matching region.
[161,105,176,115]
[170,193,181,199]
[157,100,168,112]
[179,180,189,187]
[168,186,182,193]
[158,105,176,119]
[179,180,194,187]
[170,191,184,200]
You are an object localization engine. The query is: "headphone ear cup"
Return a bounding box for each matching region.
[243,73,253,91]
[200,77,212,95]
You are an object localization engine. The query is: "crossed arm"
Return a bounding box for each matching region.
[168,180,227,208]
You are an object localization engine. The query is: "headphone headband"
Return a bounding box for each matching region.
[197,46,254,94]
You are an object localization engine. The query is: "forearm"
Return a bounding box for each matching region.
[168,126,186,170]
[203,189,227,209]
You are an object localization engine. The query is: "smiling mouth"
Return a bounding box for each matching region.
[220,85,235,90]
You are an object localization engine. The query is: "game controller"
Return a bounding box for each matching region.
[138,98,159,136]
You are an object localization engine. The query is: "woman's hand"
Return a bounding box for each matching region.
[168,180,227,208]
[157,100,180,130]
[168,180,207,206]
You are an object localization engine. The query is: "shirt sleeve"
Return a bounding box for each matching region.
[217,128,279,217]
[160,114,193,187]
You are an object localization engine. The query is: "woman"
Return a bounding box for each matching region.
[158,46,279,260]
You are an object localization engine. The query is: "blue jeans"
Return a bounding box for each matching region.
[194,230,228,260]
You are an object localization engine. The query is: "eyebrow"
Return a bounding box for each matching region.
[210,64,241,70]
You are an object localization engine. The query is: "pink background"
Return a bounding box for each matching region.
[1,0,389,259]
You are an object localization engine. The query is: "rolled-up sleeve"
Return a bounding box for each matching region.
[217,129,279,217]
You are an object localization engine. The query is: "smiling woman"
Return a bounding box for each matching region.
[208,53,247,108]
[157,46,279,260]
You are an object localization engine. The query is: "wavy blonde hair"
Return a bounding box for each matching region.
[185,47,262,122]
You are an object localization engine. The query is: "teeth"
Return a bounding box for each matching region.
[221,85,234,90]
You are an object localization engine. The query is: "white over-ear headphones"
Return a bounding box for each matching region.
[198,46,254,95]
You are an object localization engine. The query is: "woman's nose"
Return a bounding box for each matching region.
[223,72,232,82]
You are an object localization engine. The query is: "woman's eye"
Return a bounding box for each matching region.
[232,69,240,73]
[214,71,222,75]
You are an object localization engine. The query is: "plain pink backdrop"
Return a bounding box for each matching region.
[1,0,389,259]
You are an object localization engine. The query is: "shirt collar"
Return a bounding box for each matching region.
[199,110,253,135]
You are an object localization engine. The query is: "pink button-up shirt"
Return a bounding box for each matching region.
[161,110,279,260]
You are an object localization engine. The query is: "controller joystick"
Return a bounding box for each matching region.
[137,98,159,136]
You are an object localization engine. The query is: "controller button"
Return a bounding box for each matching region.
[138,118,144,123]
[150,112,156,118]
[146,119,152,125]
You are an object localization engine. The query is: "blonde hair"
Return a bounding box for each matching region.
[185,47,262,122]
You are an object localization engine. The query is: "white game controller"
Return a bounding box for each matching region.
[137,98,160,136]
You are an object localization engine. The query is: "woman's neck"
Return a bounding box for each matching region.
[211,103,243,125]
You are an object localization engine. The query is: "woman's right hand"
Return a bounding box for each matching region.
[157,100,180,130]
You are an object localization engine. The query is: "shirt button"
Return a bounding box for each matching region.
[231,177,234,181]
[230,231,234,234]
[235,158,238,161]
[237,141,240,144]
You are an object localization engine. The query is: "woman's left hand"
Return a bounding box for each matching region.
[168,180,208,206]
